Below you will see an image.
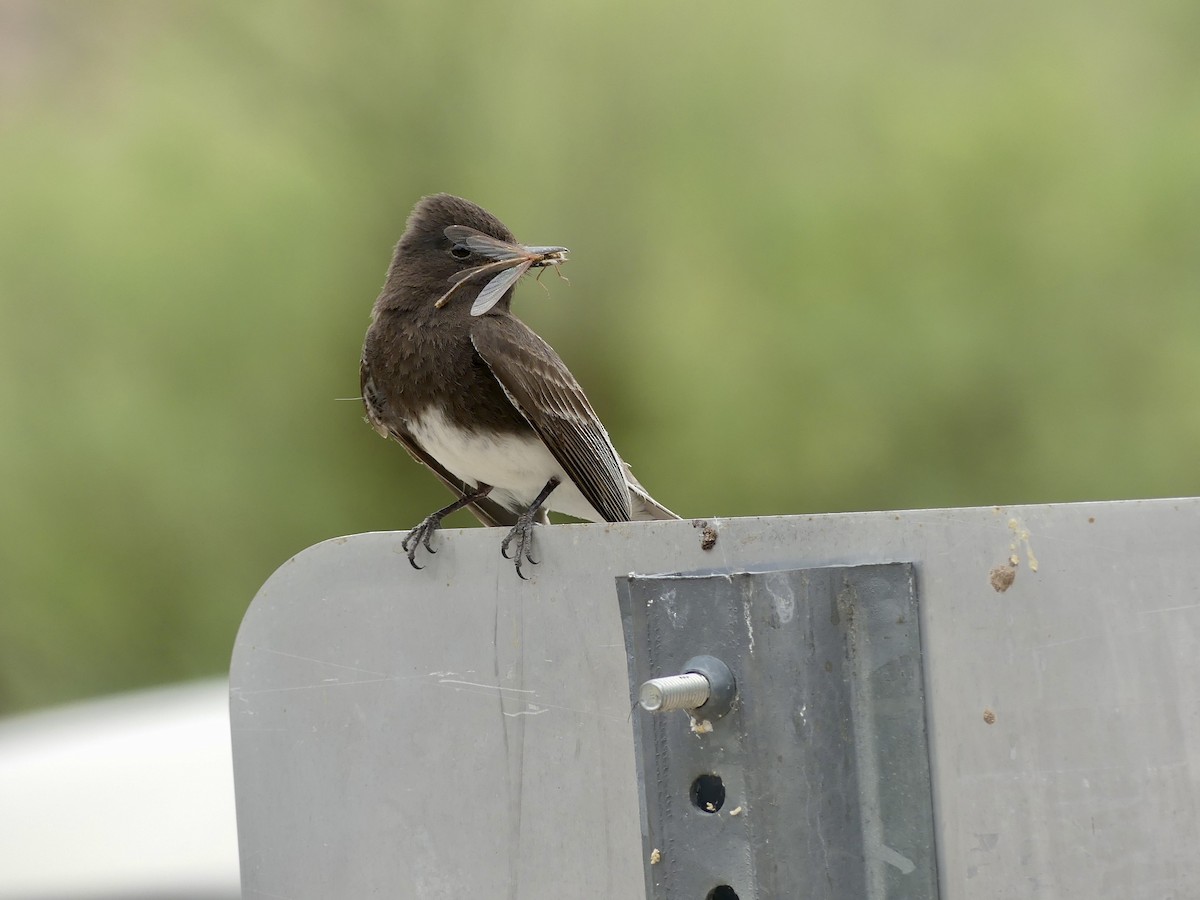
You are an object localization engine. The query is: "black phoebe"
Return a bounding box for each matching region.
[361,194,677,578]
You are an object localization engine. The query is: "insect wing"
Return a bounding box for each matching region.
[444,225,526,262]
[437,259,509,307]
[471,260,531,316]
[448,257,513,286]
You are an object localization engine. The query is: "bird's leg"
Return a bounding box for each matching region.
[402,483,494,570]
[501,477,560,580]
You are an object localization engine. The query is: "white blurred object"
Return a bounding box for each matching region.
[0,679,239,899]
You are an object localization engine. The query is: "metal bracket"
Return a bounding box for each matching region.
[617,564,940,900]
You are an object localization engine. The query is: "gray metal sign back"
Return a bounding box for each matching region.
[231,498,1200,899]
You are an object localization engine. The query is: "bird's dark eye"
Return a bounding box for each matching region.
[449,244,471,260]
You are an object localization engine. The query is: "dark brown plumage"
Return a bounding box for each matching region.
[361,194,676,577]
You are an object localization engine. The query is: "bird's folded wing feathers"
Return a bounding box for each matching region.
[470,319,633,523]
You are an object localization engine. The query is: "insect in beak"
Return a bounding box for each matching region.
[435,225,570,316]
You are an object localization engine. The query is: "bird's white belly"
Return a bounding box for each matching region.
[408,406,605,522]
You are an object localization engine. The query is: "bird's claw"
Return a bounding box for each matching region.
[401,514,443,570]
[500,514,540,580]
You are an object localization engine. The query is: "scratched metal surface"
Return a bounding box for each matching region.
[230,498,1200,900]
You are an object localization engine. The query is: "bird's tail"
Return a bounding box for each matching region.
[624,462,680,521]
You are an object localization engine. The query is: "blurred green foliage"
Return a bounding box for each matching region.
[1,1,1197,713]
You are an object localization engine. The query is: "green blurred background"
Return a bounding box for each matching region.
[1,1,1197,714]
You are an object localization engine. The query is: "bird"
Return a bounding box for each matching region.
[360,194,678,578]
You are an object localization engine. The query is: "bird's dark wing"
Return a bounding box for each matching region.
[360,357,522,528]
[470,317,632,523]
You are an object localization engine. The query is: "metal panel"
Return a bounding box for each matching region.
[231,498,1200,899]
[618,564,938,900]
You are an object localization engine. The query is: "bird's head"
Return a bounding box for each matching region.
[381,194,567,316]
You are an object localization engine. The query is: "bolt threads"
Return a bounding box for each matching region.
[640,673,711,712]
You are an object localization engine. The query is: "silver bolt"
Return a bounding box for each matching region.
[639,673,711,712]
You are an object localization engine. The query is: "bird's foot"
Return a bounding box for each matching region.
[500,510,541,580]
[401,513,445,569]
